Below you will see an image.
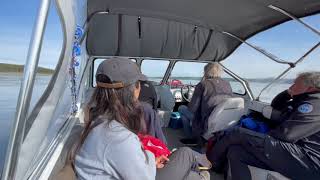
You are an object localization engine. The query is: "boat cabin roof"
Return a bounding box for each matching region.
[86,0,320,61]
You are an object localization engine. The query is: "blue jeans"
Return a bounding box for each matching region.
[178,105,194,138]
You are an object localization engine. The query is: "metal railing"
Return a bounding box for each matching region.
[255,5,320,100]
[1,0,51,179]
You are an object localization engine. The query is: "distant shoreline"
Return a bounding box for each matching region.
[0,63,54,74]
[149,76,293,84]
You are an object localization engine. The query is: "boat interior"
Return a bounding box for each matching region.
[1,0,320,180]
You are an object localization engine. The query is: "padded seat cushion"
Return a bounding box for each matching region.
[203,97,244,139]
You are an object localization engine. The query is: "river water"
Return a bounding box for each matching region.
[0,73,52,171]
[0,73,291,171]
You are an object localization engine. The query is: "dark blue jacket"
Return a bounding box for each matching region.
[270,90,320,168]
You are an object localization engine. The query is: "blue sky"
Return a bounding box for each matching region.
[0,0,319,78]
[0,0,62,69]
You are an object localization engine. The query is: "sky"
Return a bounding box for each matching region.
[0,0,319,78]
[0,0,62,69]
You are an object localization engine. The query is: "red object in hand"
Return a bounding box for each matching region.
[138,134,171,158]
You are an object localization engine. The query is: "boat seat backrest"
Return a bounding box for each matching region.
[203,97,244,140]
[154,85,175,127]
[154,85,175,111]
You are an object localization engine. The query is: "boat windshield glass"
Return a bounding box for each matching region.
[222,14,320,103]
[169,61,206,85]
[169,61,246,94]
[141,59,169,85]
[223,73,246,95]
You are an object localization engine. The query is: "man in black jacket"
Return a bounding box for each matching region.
[139,80,158,110]
[207,72,320,180]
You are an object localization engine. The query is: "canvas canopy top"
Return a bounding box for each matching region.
[86,0,320,61]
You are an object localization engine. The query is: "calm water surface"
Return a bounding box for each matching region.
[0,73,52,170]
[0,73,291,171]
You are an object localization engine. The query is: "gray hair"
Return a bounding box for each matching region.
[297,71,320,89]
[203,62,223,79]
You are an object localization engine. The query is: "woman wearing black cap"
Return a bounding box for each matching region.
[74,57,210,180]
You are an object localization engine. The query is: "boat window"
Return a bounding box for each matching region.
[0,1,63,173]
[245,14,320,63]
[93,58,106,87]
[141,59,169,84]
[170,61,245,94]
[258,46,320,102]
[170,61,206,85]
[222,45,288,102]
[222,73,246,95]
[28,12,62,114]
[222,14,319,103]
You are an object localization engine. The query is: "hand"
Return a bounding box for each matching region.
[155,155,169,169]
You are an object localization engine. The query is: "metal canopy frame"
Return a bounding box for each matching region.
[257,41,320,100]
[80,5,318,66]
[1,0,52,179]
[255,5,320,100]
[81,5,320,101]
[2,1,319,179]
[221,31,295,67]
[81,10,285,63]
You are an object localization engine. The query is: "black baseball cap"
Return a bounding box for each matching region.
[96,57,147,88]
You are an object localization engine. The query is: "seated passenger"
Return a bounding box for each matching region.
[140,102,167,144]
[207,72,320,180]
[178,62,232,144]
[138,78,166,143]
[139,80,158,110]
[74,57,210,180]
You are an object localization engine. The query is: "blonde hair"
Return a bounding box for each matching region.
[297,71,320,89]
[203,62,223,79]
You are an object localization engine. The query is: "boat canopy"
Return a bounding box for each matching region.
[87,0,320,61]
[3,0,320,179]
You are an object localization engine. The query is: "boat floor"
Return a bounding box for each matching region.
[163,127,224,180]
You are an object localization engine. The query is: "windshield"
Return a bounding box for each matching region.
[222,14,320,103]
[141,59,169,84]
[169,61,246,94]
[170,61,206,85]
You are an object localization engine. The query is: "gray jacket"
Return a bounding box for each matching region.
[189,78,232,136]
[75,120,156,180]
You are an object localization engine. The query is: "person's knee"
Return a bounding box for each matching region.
[178,105,188,113]
[174,147,195,160]
[177,147,193,155]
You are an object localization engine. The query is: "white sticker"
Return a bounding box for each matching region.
[298,103,313,113]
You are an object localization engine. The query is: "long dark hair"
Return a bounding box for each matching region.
[73,74,146,162]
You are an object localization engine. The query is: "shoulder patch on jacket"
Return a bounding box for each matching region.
[298,103,313,113]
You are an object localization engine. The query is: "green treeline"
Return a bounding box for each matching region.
[0,63,54,74]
